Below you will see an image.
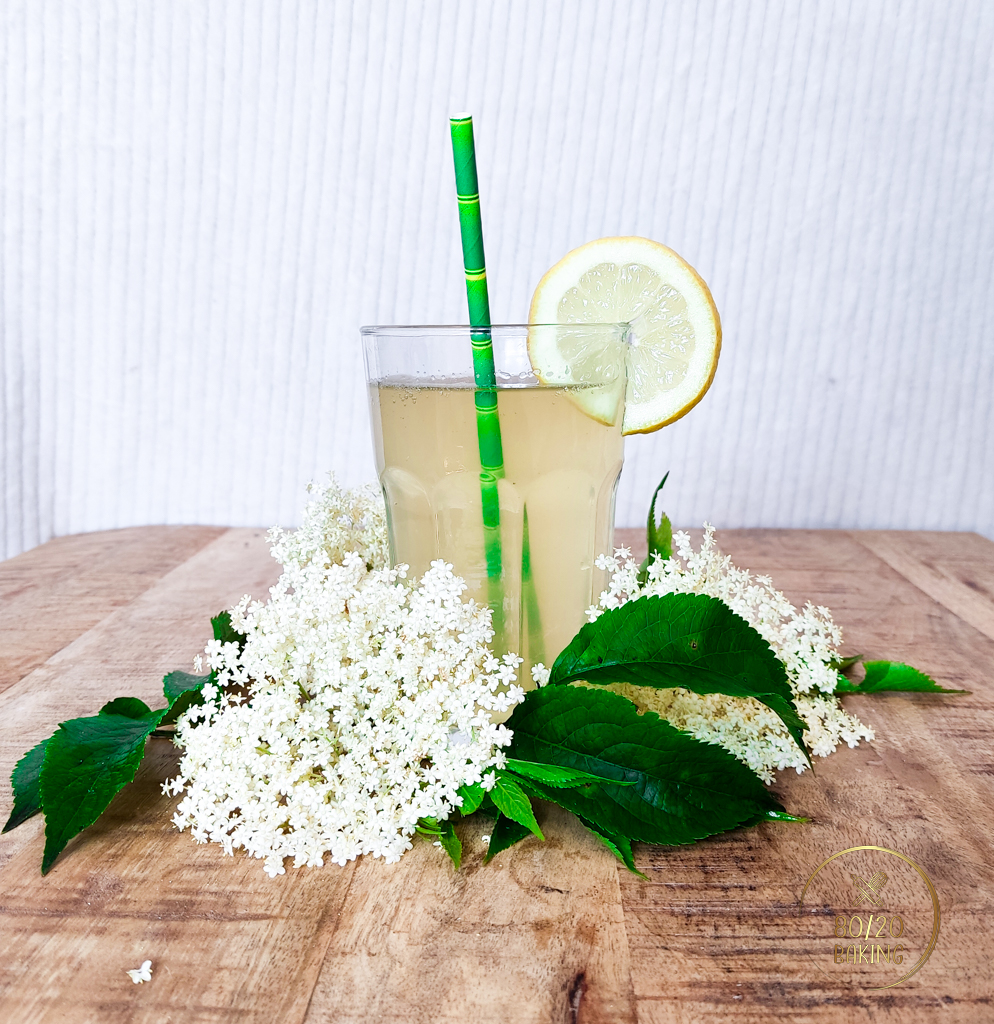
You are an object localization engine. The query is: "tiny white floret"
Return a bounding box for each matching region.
[126,960,152,984]
[531,663,551,687]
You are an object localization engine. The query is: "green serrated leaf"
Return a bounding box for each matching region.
[829,653,863,673]
[578,816,647,878]
[437,819,462,870]
[162,670,211,705]
[550,592,810,765]
[506,685,788,846]
[2,738,50,833]
[489,774,544,840]
[456,782,485,815]
[483,814,534,863]
[99,697,152,719]
[160,670,211,725]
[39,706,166,873]
[211,610,247,649]
[838,661,969,696]
[476,792,500,819]
[505,758,635,789]
[637,473,673,586]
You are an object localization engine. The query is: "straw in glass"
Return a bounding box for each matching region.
[449,115,505,588]
[450,114,547,664]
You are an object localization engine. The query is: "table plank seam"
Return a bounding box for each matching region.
[848,532,994,642]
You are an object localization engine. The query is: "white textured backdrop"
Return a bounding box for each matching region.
[2,0,992,560]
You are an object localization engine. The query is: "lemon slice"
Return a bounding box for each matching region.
[528,236,721,434]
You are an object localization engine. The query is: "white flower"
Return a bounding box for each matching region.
[165,479,523,876]
[531,663,551,687]
[267,474,389,573]
[589,526,874,782]
[126,961,152,984]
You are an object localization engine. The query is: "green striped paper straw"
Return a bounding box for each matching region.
[450,114,505,590]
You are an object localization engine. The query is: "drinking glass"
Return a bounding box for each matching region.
[363,323,627,679]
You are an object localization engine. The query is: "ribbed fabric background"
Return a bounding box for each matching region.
[2,0,992,560]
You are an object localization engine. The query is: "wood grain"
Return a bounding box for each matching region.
[0,526,225,694]
[0,528,278,872]
[306,806,635,1024]
[0,740,358,1024]
[1,526,993,1023]
[850,530,994,641]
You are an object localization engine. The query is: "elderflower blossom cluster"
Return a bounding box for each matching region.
[165,478,523,877]
[584,526,874,782]
[267,475,390,572]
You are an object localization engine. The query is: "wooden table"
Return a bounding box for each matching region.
[1,525,992,1023]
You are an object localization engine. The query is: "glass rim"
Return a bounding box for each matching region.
[360,322,630,335]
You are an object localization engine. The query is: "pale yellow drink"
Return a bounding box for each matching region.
[368,381,624,674]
